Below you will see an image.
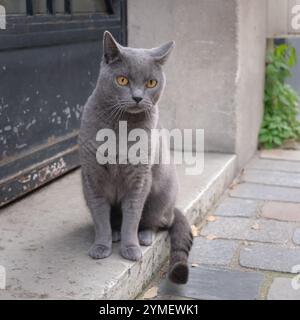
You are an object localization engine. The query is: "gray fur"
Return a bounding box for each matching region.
[79,31,193,283]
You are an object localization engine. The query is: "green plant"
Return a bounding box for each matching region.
[259,43,300,149]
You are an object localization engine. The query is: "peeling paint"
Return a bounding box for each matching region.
[16,144,27,149]
[18,158,67,186]
[37,158,67,183]
[25,119,36,130]
[63,107,71,118]
[75,111,80,119]
[1,147,77,206]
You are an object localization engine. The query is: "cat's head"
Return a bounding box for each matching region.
[98,31,174,115]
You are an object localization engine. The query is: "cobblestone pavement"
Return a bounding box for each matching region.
[153,150,300,300]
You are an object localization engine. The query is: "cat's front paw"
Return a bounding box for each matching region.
[120,245,142,261]
[89,243,112,259]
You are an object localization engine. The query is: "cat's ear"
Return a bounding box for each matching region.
[103,31,122,64]
[150,41,175,65]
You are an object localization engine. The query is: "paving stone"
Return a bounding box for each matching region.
[261,202,300,222]
[260,149,300,162]
[242,169,300,188]
[268,278,300,300]
[214,198,259,217]
[240,243,300,273]
[189,237,238,266]
[230,183,300,203]
[159,266,264,300]
[293,228,300,245]
[247,158,300,173]
[200,217,294,244]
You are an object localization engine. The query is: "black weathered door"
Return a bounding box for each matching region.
[0,0,127,206]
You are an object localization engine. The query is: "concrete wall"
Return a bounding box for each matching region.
[235,0,267,167]
[128,0,267,167]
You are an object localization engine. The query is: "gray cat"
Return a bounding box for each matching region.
[79,31,193,284]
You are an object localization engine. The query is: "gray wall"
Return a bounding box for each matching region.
[128,0,267,167]
[235,0,267,167]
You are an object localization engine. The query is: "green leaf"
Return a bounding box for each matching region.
[273,136,283,145]
[261,43,300,149]
[288,46,297,67]
[259,134,270,143]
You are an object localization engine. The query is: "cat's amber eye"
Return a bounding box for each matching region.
[146,79,157,88]
[116,76,129,86]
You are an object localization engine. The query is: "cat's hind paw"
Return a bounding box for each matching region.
[88,243,112,259]
[120,245,142,261]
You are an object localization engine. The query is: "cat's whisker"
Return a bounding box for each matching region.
[106,104,122,122]
[96,102,121,118]
[114,107,124,122]
[147,109,152,121]
[112,103,128,122]
[111,108,123,122]
[145,110,150,120]
[119,107,126,121]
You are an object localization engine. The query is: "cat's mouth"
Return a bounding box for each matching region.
[125,106,147,114]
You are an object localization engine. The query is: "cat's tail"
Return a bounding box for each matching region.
[168,208,193,284]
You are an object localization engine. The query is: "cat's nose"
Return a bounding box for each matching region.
[132,96,143,104]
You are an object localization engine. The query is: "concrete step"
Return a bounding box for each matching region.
[0,152,237,300]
